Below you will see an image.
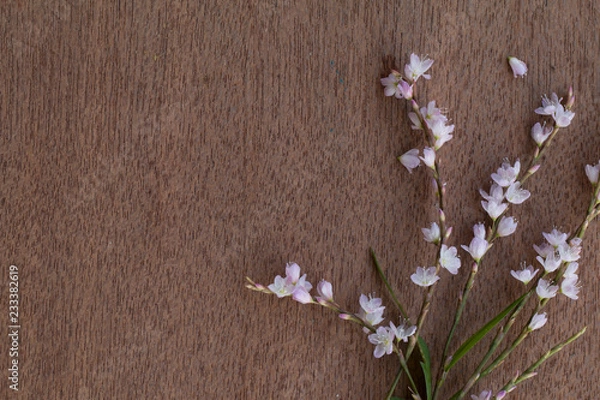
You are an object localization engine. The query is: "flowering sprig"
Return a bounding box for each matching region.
[247,53,598,400]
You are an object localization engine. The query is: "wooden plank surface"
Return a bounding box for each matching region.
[1,1,599,399]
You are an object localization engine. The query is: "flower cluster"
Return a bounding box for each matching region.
[247,53,599,400]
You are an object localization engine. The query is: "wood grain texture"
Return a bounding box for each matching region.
[1,0,599,399]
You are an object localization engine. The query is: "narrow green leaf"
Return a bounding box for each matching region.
[370,248,407,318]
[418,337,433,400]
[446,292,527,370]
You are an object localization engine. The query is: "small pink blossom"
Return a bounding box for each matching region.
[508,56,528,78]
[536,278,559,299]
[561,276,581,300]
[404,53,434,82]
[531,122,552,146]
[439,245,461,274]
[399,148,421,173]
[543,228,568,247]
[528,312,548,330]
[505,182,530,204]
[420,147,436,168]
[535,93,562,115]
[481,199,508,220]
[368,326,395,358]
[471,390,492,400]
[316,280,334,303]
[585,161,600,185]
[497,216,518,237]
[461,237,489,262]
[510,263,539,284]
[390,320,417,342]
[480,184,505,203]
[421,222,441,243]
[491,160,521,187]
[410,266,440,287]
[535,251,562,273]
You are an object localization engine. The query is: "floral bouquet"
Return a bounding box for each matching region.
[246,53,600,399]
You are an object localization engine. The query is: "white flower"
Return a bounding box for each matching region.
[361,308,385,327]
[399,149,421,173]
[471,390,492,400]
[508,56,528,78]
[505,182,530,204]
[421,222,441,243]
[380,71,402,97]
[461,237,489,262]
[561,276,581,300]
[510,263,539,284]
[359,293,385,314]
[421,101,448,126]
[268,275,295,298]
[473,223,487,239]
[552,104,575,127]
[429,119,455,150]
[358,294,386,327]
[368,326,396,358]
[536,278,559,299]
[404,53,434,82]
[481,200,508,220]
[543,228,568,247]
[292,286,314,304]
[585,161,600,185]
[380,72,413,99]
[564,262,579,279]
[535,93,562,115]
[316,280,334,303]
[410,266,440,287]
[390,320,417,342]
[439,245,461,274]
[268,262,312,298]
[533,242,555,258]
[420,147,436,168]
[531,122,552,146]
[491,160,521,187]
[497,216,518,237]
[557,242,581,262]
[480,184,505,203]
[535,251,562,273]
[408,112,423,130]
[528,312,548,331]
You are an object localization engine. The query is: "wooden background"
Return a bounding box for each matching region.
[1,1,599,399]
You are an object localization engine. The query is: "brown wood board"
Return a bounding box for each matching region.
[1,1,599,399]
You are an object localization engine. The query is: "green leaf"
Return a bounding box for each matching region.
[390,397,404,400]
[418,337,433,400]
[370,248,407,318]
[446,292,527,371]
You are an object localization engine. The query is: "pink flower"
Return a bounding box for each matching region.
[368,326,395,358]
[531,122,552,146]
[404,53,434,82]
[399,149,421,173]
[508,56,528,78]
[410,267,440,287]
[316,280,334,303]
[439,245,461,274]
[510,263,539,284]
[536,278,559,299]
[461,237,489,262]
[585,161,600,185]
[528,312,548,330]
[497,216,518,237]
